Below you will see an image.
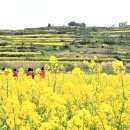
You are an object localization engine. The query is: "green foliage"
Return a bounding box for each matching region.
[68,21,86,27]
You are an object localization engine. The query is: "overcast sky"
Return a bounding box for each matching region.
[0,0,129,29]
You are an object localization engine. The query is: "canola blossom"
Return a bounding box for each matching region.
[0,58,130,130]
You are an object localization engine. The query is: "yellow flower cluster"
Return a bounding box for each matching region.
[112,60,126,74]
[50,56,58,64]
[0,57,130,130]
[84,56,103,73]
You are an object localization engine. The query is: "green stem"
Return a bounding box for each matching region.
[47,75,50,87]
[13,108,17,130]
[82,110,85,130]
[90,102,105,130]
[53,74,57,92]
[7,78,9,97]
[118,73,126,129]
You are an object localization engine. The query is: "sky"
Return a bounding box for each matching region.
[0,0,130,29]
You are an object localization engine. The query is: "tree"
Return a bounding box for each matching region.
[68,21,77,26]
[68,21,86,27]
[48,23,51,28]
[81,22,86,27]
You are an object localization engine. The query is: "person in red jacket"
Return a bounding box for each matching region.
[26,68,34,79]
[40,67,45,79]
[13,69,18,78]
[26,68,33,76]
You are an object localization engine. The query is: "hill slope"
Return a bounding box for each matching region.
[0,26,130,62]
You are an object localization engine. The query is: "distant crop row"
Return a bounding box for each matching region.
[0,56,115,61]
[0,33,74,38]
[0,52,41,57]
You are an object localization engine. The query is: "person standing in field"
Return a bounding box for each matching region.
[26,68,34,79]
[31,68,35,79]
[40,67,45,79]
[2,68,8,75]
[13,69,18,78]
[26,68,33,76]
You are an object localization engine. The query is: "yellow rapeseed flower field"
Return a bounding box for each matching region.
[0,57,130,130]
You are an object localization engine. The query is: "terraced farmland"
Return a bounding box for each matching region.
[0,26,130,68]
[0,33,75,61]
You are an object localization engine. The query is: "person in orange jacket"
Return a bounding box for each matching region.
[40,67,45,79]
[2,68,7,75]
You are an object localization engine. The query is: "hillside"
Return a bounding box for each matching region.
[0,26,130,62]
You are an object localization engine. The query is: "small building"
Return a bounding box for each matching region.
[119,22,127,27]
